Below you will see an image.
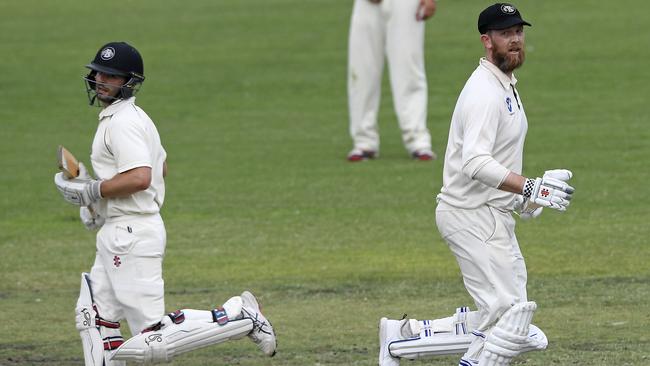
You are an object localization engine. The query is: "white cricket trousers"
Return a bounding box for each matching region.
[348,0,431,154]
[90,213,166,335]
[435,203,528,332]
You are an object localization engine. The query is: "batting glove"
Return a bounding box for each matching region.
[542,169,573,181]
[80,206,104,230]
[514,196,543,220]
[54,172,103,207]
[522,169,574,212]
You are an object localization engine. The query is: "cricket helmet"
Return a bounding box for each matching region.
[84,41,145,105]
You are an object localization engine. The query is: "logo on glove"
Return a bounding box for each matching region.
[541,188,550,197]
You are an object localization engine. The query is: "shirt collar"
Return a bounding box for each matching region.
[479,57,517,89]
[98,97,136,119]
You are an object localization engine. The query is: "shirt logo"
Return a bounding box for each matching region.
[101,47,115,60]
[501,5,516,14]
[505,97,513,113]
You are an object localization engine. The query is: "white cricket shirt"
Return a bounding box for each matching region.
[437,58,528,211]
[90,97,167,218]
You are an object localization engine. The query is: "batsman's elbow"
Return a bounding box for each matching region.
[127,166,152,191]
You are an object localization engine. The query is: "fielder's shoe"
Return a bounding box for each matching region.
[241,291,277,357]
[347,148,377,162]
[411,149,436,161]
[379,317,402,366]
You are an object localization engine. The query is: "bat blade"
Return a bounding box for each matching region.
[58,145,79,179]
[56,145,98,217]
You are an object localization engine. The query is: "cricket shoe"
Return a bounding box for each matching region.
[241,291,277,357]
[411,149,436,161]
[347,148,377,162]
[379,317,402,366]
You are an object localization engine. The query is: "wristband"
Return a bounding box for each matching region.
[522,178,535,198]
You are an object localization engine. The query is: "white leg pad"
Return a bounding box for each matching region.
[403,307,478,338]
[522,324,548,353]
[76,273,104,366]
[390,333,474,358]
[390,306,477,359]
[111,318,253,363]
[479,301,538,366]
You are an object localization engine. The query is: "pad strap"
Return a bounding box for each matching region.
[168,310,186,324]
[94,308,124,351]
[96,316,121,329]
[104,336,125,351]
[142,310,186,333]
[211,306,230,325]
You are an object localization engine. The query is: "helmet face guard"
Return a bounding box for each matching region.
[84,42,145,106]
[84,70,144,106]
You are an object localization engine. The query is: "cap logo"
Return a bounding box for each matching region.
[100,47,115,61]
[501,4,516,14]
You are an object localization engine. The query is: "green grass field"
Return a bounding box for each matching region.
[1,0,649,365]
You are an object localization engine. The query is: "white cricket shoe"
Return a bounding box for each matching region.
[379,317,402,366]
[241,291,277,357]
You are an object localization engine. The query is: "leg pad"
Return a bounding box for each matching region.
[111,318,253,363]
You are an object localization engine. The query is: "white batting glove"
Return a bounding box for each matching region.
[514,196,543,220]
[522,169,574,212]
[543,169,572,182]
[80,206,105,230]
[77,161,93,180]
[54,172,103,206]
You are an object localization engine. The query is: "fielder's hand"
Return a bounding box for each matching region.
[80,206,104,230]
[522,169,574,212]
[54,163,103,206]
[417,0,436,21]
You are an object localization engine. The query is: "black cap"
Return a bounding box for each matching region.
[478,3,531,34]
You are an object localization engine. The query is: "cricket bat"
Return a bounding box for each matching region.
[57,145,80,179]
[57,145,97,215]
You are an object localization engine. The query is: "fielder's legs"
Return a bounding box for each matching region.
[385,0,432,155]
[348,0,386,154]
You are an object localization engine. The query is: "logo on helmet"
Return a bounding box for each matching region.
[100,47,115,61]
[501,4,516,14]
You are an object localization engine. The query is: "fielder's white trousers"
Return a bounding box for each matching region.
[90,213,166,335]
[435,203,528,332]
[348,0,431,154]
